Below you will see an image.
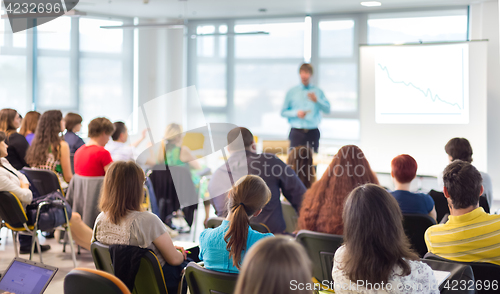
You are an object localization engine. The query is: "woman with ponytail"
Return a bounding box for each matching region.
[199,175,273,273]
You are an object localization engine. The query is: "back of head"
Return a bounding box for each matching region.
[224,175,271,269]
[164,123,182,141]
[88,117,115,139]
[0,108,18,135]
[64,112,83,132]
[26,110,63,167]
[391,154,418,184]
[298,145,378,234]
[100,161,145,224]
[445,137,473,163]
[443,160,482,209]
[111,122,126,141]
[227,127,254,152]
[287,146,316,188]
[342,184,418,284]
[234,236,313,294]
[19,111,41,136]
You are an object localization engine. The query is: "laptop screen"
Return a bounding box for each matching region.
[0,260,56,294]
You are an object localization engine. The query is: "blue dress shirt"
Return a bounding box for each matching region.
[281,84,330,129]
[199,220,274,273]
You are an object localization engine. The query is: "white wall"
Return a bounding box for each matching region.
[470,1,500,201]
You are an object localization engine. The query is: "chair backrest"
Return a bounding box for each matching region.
[261,140,290,154]
[22,167,63,196]
[205,217,271,234]
[182,132,205,151]
[402,214,436,257]
[91,242,168,294]
[0,191,28,229]
[429,190,490,223]
[91,241,114,274]
[425,253,500,294]
[66,174,105,227]
[295,230,344,284]
[64,268,131,294]
[281,201,298,233]
[420,258,475,294]
[184,262,239,294]
[70,154,75,174]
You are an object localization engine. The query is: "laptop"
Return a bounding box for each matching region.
[0,257,58,294]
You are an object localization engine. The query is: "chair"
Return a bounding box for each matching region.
[425,253,500,294]
[21,167,65,197]
[0,191,77,266]
[205,217,271,233]
[282,201,298,233]
[70,154,75,174]
[184,262,238,294]
[182,132,205,151]
[402,214,436,257]
[420,258,475,294]
[91,241,168,294]
[262,140,290,154]
[142,187,152,212]
[295,230,343,284]
[66,174,105,228]
[428,190,490,223]
[64,268,131,294]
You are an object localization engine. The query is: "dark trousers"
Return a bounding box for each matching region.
[288,128,320,153]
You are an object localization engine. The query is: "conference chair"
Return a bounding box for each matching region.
[295,230,344,285]
[420,258,475,294]
[184,262,238,294]
[91,241,168,294]
[205,217,271,233]
[0,191,77,266]
[66,174,105,228]
[21,167,65,196]
[282,201,298,234]
[70,154,75,174]
[64,268,131,294]
[402,213,436,257]
[425,253,500,294]
[428,190,490,223]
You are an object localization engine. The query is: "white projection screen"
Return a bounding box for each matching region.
[359,41,487,176]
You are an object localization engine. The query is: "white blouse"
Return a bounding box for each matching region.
[0,158,33,206]
[332,246,439,294]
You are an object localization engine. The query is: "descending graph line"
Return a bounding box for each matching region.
[377,63,463,110]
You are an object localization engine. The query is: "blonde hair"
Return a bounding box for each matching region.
[158,123,183,163]
[99,161,145,224]
[234,236,313,294]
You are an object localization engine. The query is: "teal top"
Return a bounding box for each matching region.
[281,84,330,129]
[199,220,274,273]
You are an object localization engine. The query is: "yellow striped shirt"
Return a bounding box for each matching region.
[425,207,500,265]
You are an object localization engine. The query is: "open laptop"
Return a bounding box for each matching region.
[0,257,57,294]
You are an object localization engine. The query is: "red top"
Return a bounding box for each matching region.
[74,145,113,177]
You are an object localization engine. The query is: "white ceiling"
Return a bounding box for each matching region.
[76,0,486,20]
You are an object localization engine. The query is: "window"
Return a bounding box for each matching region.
[368,10,468,44]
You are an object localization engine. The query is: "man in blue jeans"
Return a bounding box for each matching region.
[281,63,330,153]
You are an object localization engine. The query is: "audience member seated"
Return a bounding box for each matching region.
[297,145,378,235]
[437,137,493,206]
[92,161,188,294]
[19,111,40,145]
[425,160,500,265]
[74,117,114,176]
[199,175,273,273]
[390,154,436,221]
[287,146,316,189]
[158,123,211,225]
[0,108,29,170]
[234,236,313,294]
[209,127,306,234]
[63,112,85,154]
[105,121,147,161]
[26,110,73,187]
[332,184,438,293]
[0,131,93,253]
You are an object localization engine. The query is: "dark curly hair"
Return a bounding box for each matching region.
[26,110,63,167]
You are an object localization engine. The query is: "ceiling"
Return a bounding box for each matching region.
[76,0,485,20]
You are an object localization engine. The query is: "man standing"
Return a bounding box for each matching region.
[281,63,330,153]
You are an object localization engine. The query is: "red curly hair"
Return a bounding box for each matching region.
[297,145,379,235]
